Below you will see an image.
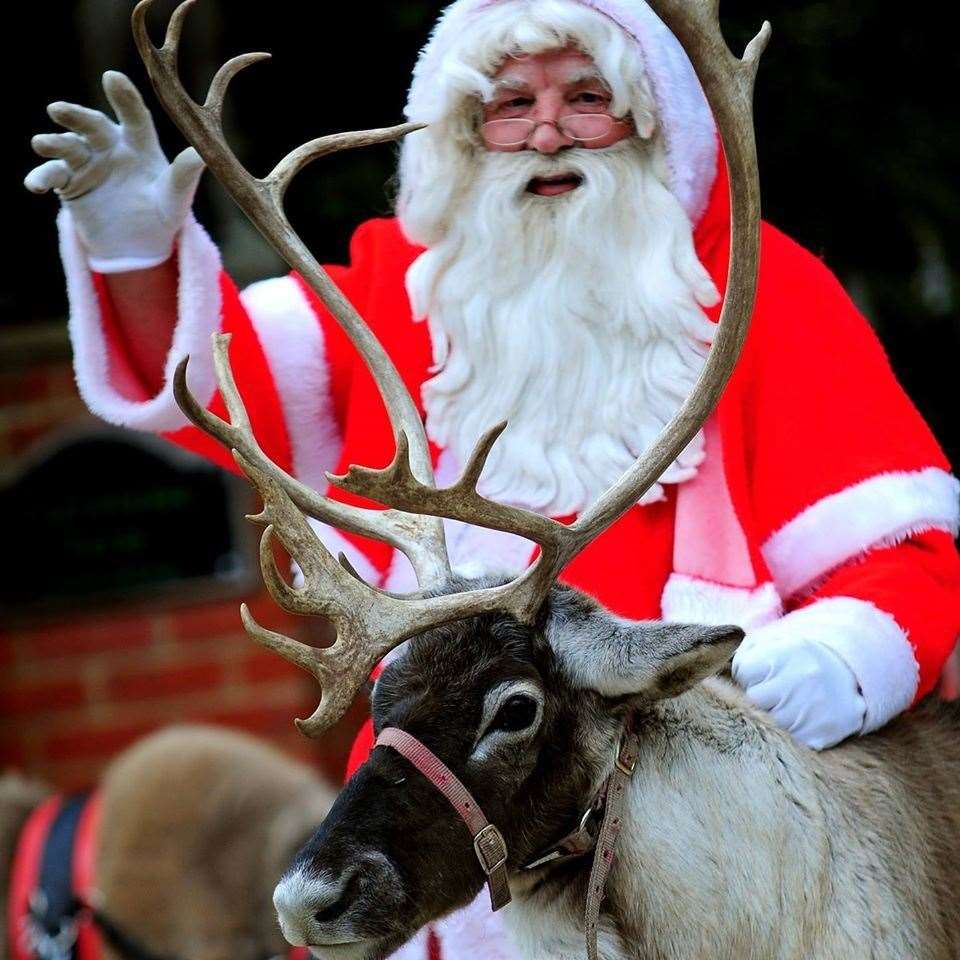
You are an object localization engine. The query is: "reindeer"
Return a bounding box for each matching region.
[129,0,960,957]
[2,725,334,960]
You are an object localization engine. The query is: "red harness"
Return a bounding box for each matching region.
[8,793,103,960]
[7,792,309,960]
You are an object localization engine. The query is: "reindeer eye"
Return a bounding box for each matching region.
[490,694,538,733]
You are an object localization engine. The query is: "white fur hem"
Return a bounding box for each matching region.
[752,597,919,734]
[762,469,960,600]
[661,574,782,630]
[240,275,342,491]
[59,207,222,433]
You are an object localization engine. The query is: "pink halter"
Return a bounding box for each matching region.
[375,727,512,911]
[375,723,641,960]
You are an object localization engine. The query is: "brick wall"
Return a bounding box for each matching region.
[0,351,362,793]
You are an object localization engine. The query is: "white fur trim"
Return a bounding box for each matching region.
[403,0,718,223]
[60,207,222,433]
[240,275,342,491]
[430,890,515,960]
[748,597,919,735]
[763,469,960,600]
[386,927,433,960]
[661,574,782,630]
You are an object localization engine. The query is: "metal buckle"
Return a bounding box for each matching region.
[473,823,508,875]
[615,731,638,776]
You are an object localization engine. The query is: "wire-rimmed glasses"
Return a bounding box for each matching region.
[480,113,630,147]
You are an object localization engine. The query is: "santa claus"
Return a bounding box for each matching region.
[26,0,960,957]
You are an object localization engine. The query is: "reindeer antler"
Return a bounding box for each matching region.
[134,0,769,735]
[131,0,449,589]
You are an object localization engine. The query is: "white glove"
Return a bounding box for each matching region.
[732,630,866,750]
[25,71,204,273]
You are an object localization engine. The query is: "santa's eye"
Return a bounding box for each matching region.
[500,96,534,110]
[490,694,538,733]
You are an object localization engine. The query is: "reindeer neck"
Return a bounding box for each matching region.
[505,679,834,959]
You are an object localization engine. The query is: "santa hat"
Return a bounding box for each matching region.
[398,0,718,243]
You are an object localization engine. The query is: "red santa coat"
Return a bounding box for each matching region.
[59,149,960,758]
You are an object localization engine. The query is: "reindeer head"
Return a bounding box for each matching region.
[272,577,742,958]
[132,0,768,957]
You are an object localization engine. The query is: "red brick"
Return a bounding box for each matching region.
[22,616,154,660]
[0,635,14,670]
[239,649,303,684]
[203,704,306,739]
[0,738,28,769]
[43,721,160,763]
[0,369,51,406]
[171,602,246,642]
[243,594,302,632]
[0,679,86,716]
[106,661,225,702]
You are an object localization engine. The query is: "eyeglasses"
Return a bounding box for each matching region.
[480,113,629,147]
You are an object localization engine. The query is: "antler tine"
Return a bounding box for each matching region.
[134,0,451,584]
[237,435,539,735]
[174,337,449,587]
[266,122,427,206]
[330,422,568,566]
[205,52,273,118]
[160,0,197,55]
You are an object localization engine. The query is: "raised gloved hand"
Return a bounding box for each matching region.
[732,627,866,750]
[25,71,204,273]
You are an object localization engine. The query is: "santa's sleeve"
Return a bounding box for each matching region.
[57,208,368,486]
[741,225,960,730]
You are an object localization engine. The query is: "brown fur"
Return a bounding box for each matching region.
[1,725,335,960]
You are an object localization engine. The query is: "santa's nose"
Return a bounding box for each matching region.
[527,120,573,154]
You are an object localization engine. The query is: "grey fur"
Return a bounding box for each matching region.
[278,577,960,960]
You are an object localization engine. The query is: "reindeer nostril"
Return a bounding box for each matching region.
[313,868,362,925]
[314,897,349,925]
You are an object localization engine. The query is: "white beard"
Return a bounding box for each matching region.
[405,138,720,518]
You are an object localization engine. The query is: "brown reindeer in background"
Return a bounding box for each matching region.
[2,726,334,960]
[132,0,960,957]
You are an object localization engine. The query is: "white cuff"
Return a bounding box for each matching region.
[757,597,919,734]
[59,207,222,433]
[763,469,960,599]
[87,250,175,274]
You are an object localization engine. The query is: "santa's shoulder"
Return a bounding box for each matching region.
[345,216,424,276]
[748,220,885,360]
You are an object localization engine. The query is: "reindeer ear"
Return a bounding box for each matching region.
[643,625,744,700]
[547,605,743,701]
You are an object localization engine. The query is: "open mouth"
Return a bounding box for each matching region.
[526,172,584,197]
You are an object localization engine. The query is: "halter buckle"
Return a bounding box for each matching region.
[473,823,508,875]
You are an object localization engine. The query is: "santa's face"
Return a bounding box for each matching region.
[403,28,719,520]
[480,47,633,196]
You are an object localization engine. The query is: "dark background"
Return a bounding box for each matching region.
[7,1,960,462]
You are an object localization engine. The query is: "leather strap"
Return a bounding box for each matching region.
[584,729,640,960]
[9,798,62,960]
[376,728,511,911]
